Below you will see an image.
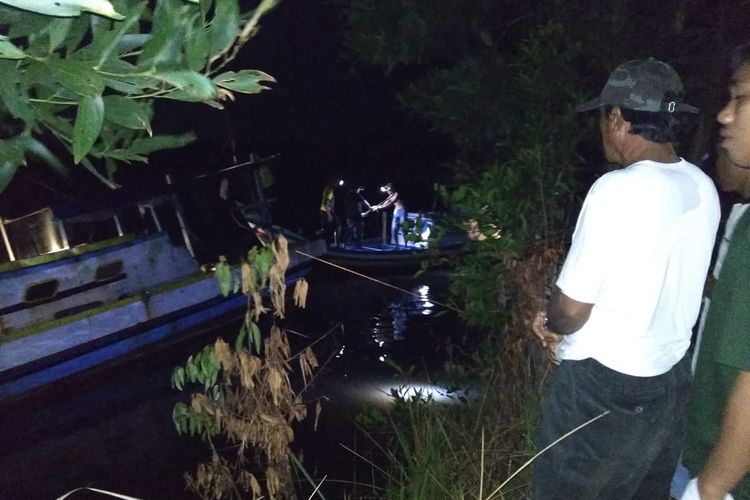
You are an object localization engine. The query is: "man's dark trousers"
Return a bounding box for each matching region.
[532,355,691,500]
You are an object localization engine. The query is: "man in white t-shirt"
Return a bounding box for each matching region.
[531,58,720,499]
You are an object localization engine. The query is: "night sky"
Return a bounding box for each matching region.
[0,1,455,234]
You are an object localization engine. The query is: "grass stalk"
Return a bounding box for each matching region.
[484,410,611,500]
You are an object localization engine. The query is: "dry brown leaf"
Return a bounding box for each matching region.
[299,346,318,387]
[191,393,210,414]
[267,325,291,361]
[305,346,319,370]
[314,400,323,432]
[271,235,290,272]
[239,352,262,389]
[269,267,287,318]
[241,261,255,295]
[267,367,284,406]
[249,473,262,498]
[267,235,290,318]
[266,467,281,499]
[260,412,284,426]
[214,338,235,372]
[293,278,308,308]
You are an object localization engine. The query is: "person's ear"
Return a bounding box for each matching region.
[609,106,631,135]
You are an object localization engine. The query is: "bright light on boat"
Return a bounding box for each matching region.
[418,285,430,297]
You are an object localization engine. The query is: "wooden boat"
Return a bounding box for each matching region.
[0,160,325,401]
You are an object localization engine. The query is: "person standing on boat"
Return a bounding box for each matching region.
[342,186,370,247]
[318,179,342,244]
[371,183,405,246]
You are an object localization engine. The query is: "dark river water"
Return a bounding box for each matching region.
[0,265,463,500]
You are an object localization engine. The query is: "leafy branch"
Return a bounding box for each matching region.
[0,0,279,192]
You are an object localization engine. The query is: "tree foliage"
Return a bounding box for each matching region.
[0,0,278,192]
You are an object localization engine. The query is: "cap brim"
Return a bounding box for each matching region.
[575,96,603,113]
[677,103,699,114]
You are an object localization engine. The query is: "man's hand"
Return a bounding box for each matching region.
[532,311,563,365]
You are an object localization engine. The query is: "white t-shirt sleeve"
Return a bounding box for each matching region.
[556,176,625,304]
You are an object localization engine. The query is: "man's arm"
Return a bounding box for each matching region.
[546,285,594,335]
[696,371,750,500]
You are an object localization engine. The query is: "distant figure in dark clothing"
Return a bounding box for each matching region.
[342,186,370,247]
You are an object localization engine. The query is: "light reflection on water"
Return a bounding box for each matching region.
[310,280,465,407]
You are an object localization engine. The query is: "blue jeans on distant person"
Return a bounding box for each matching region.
[533,355,691,500]
[391,208,405,246]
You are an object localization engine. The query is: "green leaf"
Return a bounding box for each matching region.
[73,94,104,163]
[102,149,148,163]
[64,16,89,54]
[48,18,73,53]
[95,2,146,69]
[98,58,159,94]
[3,7,50,39]
[199,0,213,20]
[208,0,239,58]
[249,321,261,354]
[25,138,67,176]
[0,61,33,122]
[0,162,19,194]
[172,403,187,432]
[35,104,74,139]
[129,132,196,155]
[185,16,209,71]
[137,0,182,69]
[0,135,27,167]
[102,95,153,134]
[80,157,120,189]
[0,37,25,60]
[215,261,233,297]
[155,70,216,101]
[212,69,275,94]
[47,56,104,98]
[235,322,248,352]
[252,247,274,284]
[171,366,186,390]
[0,0,125,20]
[116,33,150,54]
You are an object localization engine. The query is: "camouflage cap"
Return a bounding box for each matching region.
[576,57,699,114]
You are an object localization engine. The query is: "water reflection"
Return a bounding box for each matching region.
[314,279,465,407]
[366,284,435,347]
